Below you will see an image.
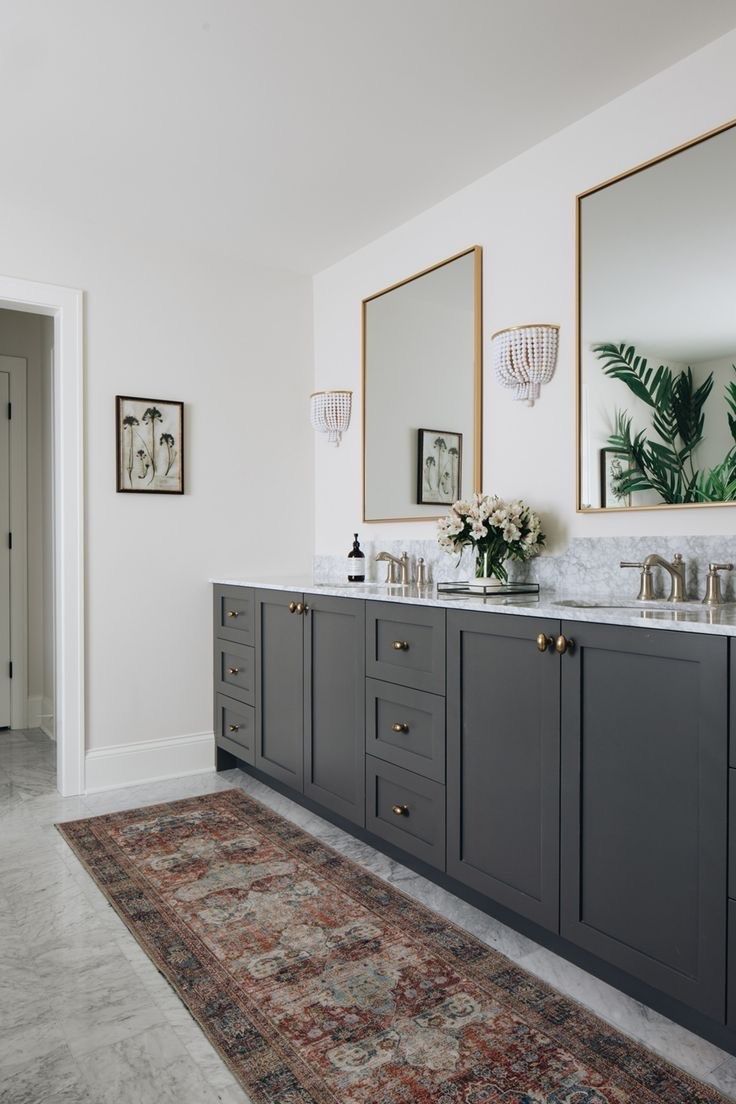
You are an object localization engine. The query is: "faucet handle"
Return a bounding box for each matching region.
[620,561,655,601]
[702,562,733,606]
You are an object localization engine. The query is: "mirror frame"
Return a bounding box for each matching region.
[361,245,483,523]
[576,116,736,513]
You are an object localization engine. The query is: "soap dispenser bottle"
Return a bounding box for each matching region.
[347,533,365,582]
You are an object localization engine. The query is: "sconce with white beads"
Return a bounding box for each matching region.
[310,389,353,446]
[491,324,559,406]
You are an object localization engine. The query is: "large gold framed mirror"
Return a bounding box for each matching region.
[577,118,736,512]
[362,247,482,523]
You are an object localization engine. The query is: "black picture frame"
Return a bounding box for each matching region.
[599,447,631,509]
[416,428,463,506]
[116,395,185,494]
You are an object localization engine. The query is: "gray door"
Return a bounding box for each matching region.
[447,610,561,932]
[560,620,728,1020]
[304,594,365,826]
[254,589,304,791]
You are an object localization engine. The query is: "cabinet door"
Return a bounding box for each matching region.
[254,589,304,791]
[304,595,365,826]
[447,611,561,931]
[560,621,727,1020]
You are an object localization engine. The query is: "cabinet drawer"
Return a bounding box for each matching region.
[365,756,445,870]
[215,693,255,765]
[366,602,445,694]
[214,640,255,705]
[214,585,255,646]
[366,679,445,782]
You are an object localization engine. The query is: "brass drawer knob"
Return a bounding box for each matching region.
[392,640,409,651]
[228,723,241,732]
[227,667,240,675]
[555,634,574,655]
[536,633,554,653]
[288,602,298,613]
[391,722,409,734]
[296,602,308,615]
[391,803,409,817]
[226,610,240,619]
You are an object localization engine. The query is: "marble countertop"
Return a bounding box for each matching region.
[212,575,736,638]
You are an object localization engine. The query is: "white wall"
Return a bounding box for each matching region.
[0,215,314,771]
[0,310,54,729]
[313,29,736,554]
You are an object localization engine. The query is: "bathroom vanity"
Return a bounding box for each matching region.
[212,579,736,1053]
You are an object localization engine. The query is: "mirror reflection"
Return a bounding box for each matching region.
[578,122,736,510]
[363,248,481,522]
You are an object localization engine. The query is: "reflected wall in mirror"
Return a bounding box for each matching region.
[363,247,482,522]
[578,119,736,511]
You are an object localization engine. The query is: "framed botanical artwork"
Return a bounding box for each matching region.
[599,447,632,508]
[417,428,462,506]
[116,396,184,494]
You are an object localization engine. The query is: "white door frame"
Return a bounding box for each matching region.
[0,356,28,731]
[0,276,84,796]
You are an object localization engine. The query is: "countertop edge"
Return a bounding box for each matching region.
[210,578,736,638]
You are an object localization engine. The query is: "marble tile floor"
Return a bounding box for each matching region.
[1,728,735,1102]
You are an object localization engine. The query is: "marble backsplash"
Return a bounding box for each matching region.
[314,535,736,601]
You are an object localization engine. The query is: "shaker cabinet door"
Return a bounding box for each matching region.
[447,610,561,932]
[560,621,727,1020]
[304,595,365,826]
[254,590,304,791]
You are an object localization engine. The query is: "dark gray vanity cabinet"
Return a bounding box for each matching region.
[446,610,561,932]
[560,620,728,1020]
[304,594,365,826]
[250,589,366,825]
[254,589,305,790]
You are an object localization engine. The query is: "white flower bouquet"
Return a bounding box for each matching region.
[437,493,545,582]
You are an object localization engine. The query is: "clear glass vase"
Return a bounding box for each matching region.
[474,546,508,583]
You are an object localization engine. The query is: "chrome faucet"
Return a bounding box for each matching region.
[620,552,686,602]
[375,550,411,585]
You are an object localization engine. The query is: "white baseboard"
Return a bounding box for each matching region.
[27,696,42,729]
[27,695,55,739]
[85,731,215,793]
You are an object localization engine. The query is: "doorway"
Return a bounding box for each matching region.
[0,276,84,796]
[0,314,54,746]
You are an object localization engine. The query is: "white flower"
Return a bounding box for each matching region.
[470,520,487,541]
[489,508,508,527]
[452,499,472,517]
[503,522,521,542]
[446,515,464,537]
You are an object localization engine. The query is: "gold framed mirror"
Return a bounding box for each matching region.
[577,118,736,512]
[362,246,483,523]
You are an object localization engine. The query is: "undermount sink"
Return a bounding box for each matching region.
[554,598,724,613]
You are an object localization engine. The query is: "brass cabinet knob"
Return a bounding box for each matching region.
[296,602,308,615]
[227,667,240,675]
[392,640,409,651]
[391,803,409,816]
[226,610,240,618]
[228,723,241,732]
[288,602,298,613]
[555,634,574,655]
[536,633,554,653]
[391,722,409,734]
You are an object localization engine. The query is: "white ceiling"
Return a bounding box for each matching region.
[3,0,736,274]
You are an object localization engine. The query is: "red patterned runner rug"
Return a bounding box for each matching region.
[58,789,728,1104]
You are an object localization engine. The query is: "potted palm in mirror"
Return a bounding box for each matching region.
[437,493,545,588]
